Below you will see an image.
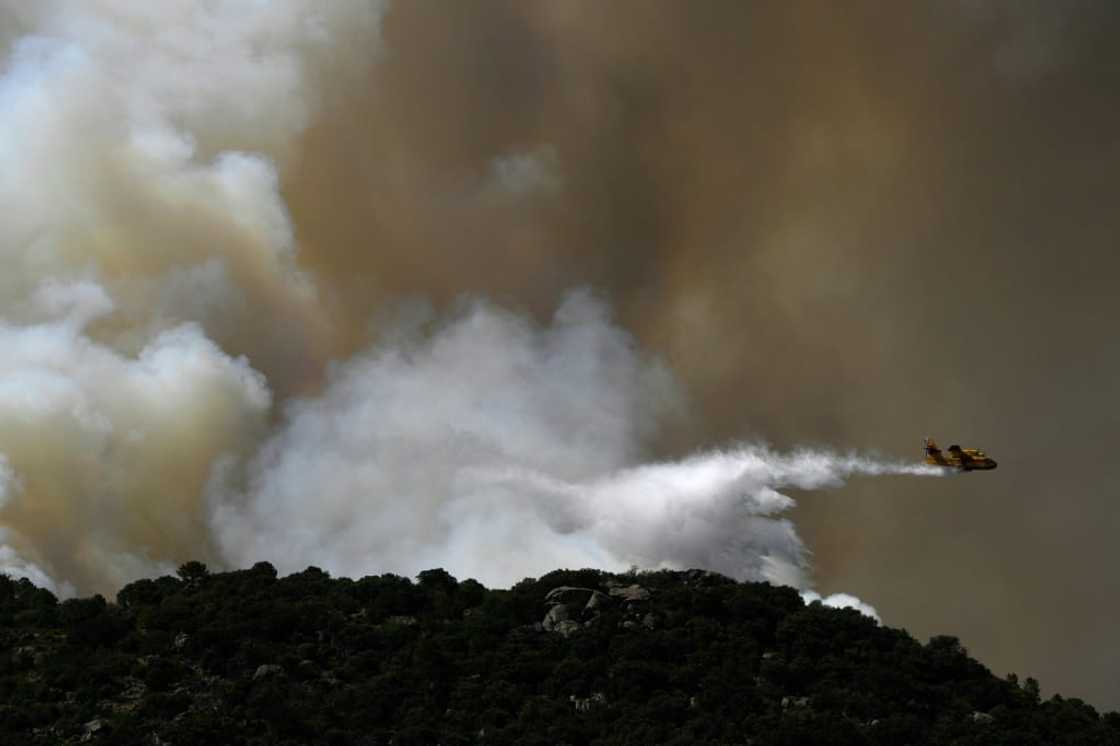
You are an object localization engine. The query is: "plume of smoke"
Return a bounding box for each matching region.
[212,291,938,620]
[0,0,382,594]
[210,290,682,582]
[0,533,69,598]
[0,4,943,617]
[0,2,936,620]
[0,281,271,593]
[0,1,385,393]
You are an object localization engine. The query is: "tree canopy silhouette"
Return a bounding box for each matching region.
[0,567,1116,745]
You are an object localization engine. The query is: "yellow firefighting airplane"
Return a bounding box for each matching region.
[924,438,997,471]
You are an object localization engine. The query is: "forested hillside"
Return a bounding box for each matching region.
[1,564,1116,745]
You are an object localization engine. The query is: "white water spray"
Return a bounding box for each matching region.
[209,294,943,620]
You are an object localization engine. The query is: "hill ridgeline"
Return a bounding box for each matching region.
[1,565,1116,745]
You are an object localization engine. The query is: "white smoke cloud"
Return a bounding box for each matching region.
[0,1,385,375]
[0,0,381,593]
[0,281,271,593]
[210,290,682,581]
[212,291,936,621]
[0,531,73,598]
[801,591,881,621]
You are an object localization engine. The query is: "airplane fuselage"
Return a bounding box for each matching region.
[925,452,998,471]
[924,439,997,471]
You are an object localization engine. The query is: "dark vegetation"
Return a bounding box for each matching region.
[1,563,1116,745]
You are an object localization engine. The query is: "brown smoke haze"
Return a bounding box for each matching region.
[1,0,1119,708]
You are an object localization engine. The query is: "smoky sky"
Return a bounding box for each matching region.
[1,0,1119,709]
[305,1,1118,706]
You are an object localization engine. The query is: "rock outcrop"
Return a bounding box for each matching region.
[542,603,582,638]
[253,664,284,681]
[542,582,658,637]
[608,584,651,603]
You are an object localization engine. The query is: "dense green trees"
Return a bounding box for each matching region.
[0,567,1116,745]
